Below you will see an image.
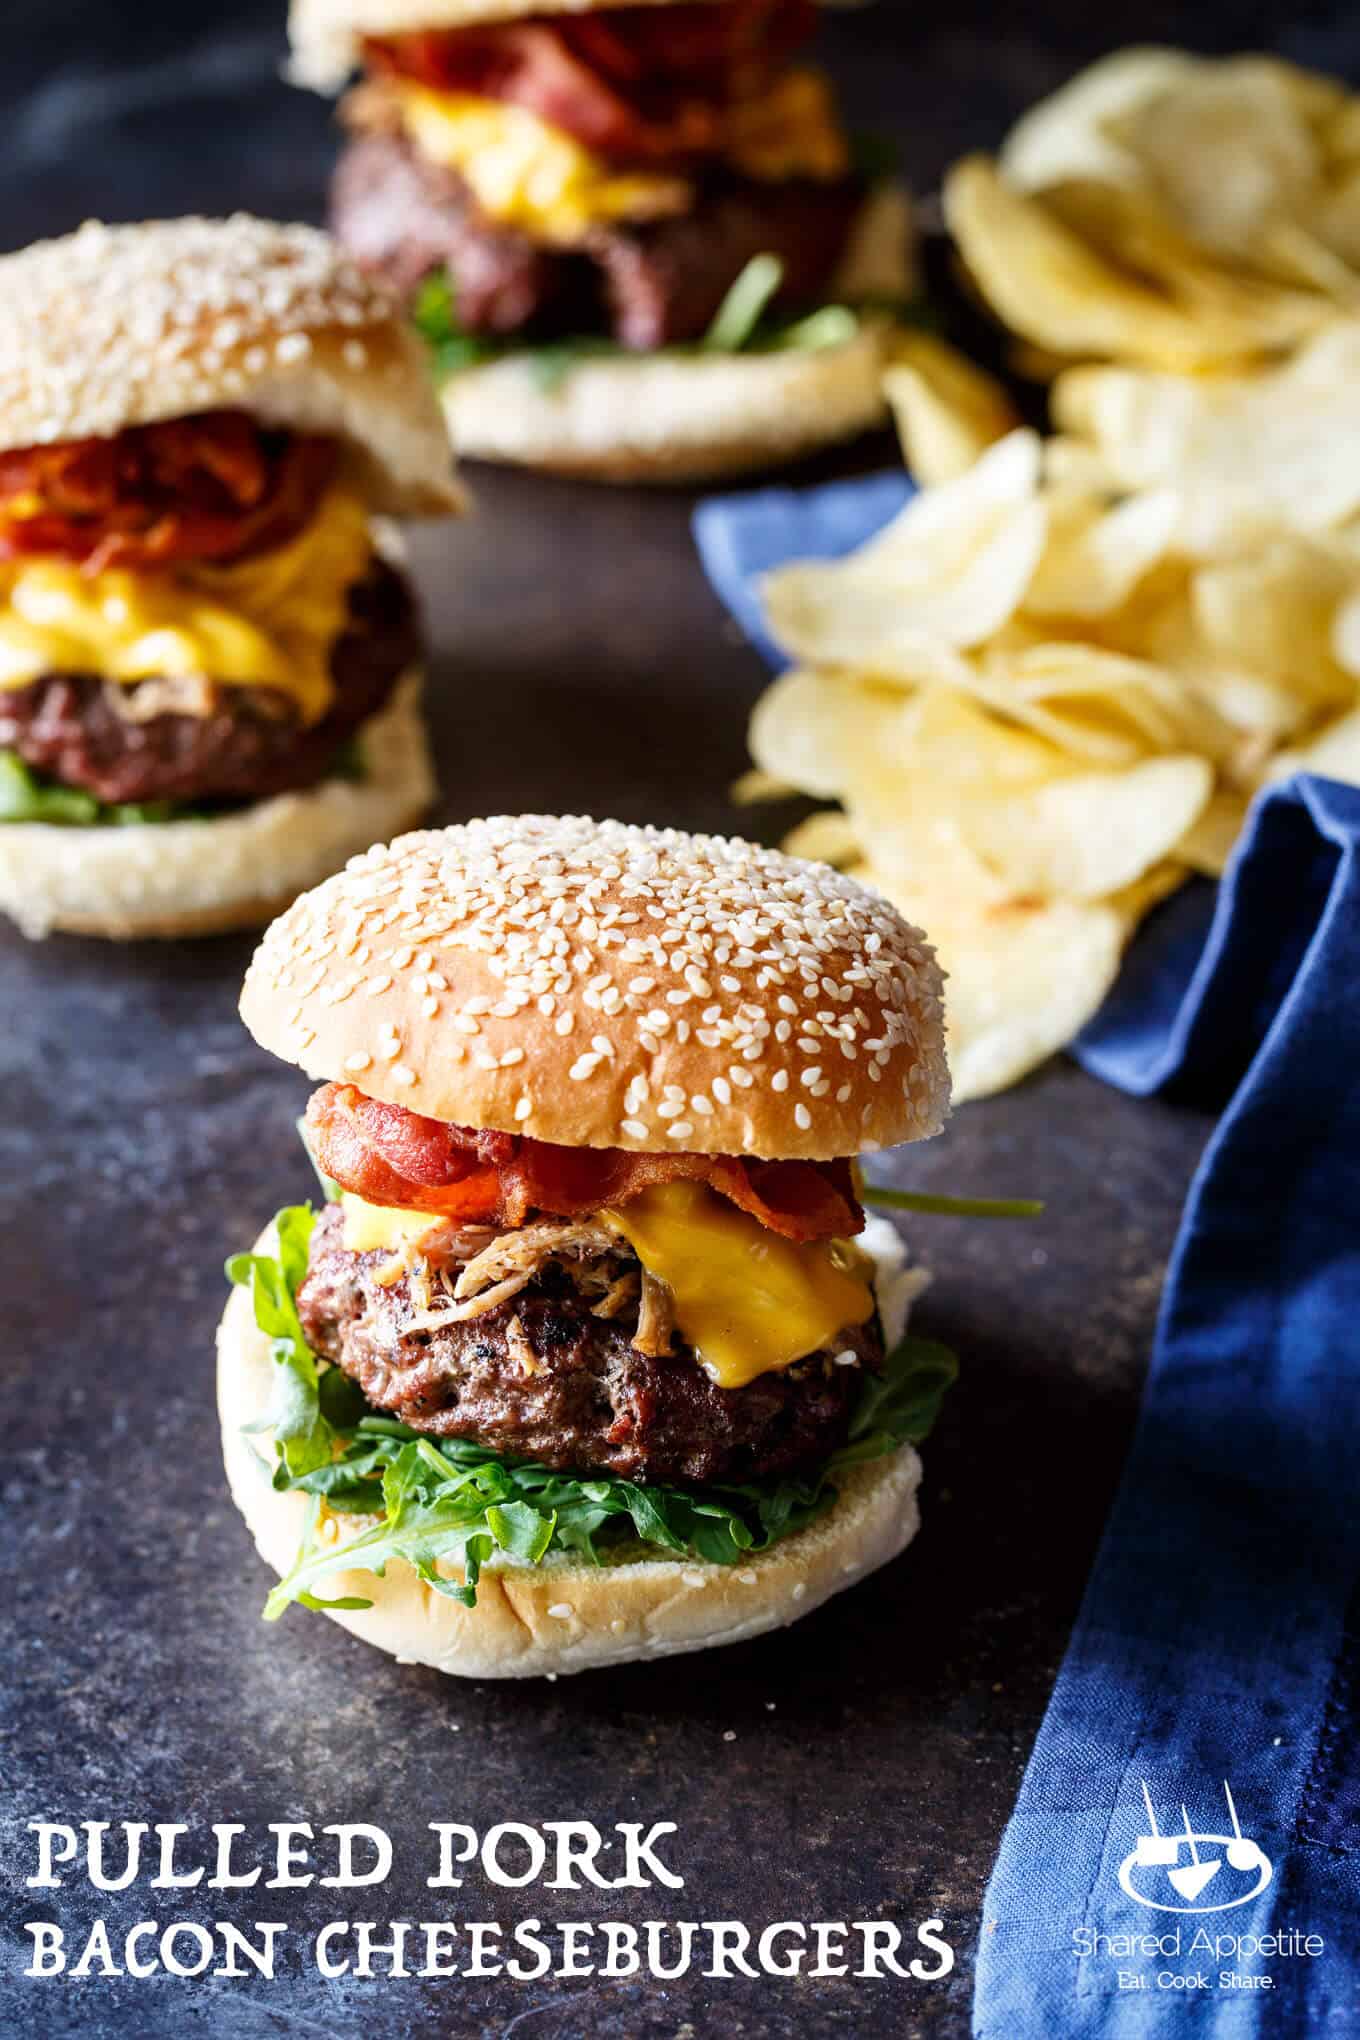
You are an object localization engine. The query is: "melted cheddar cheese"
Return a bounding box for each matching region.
[0,485,373,725]
[391,67,849,244]
[603,1180,874,1391]
[394,83,689,243]
[340,1193,441,1255]
[338,1179,875,1391]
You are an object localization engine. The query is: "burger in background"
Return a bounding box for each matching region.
[219,815,958,1676]
[0,215,462,941]
[290,0,915,480]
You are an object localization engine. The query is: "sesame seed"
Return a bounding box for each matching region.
[343,1051,372,1072]
[240,815,947,1153]
[390,1064,416,1087]
[547,1604,572,1620]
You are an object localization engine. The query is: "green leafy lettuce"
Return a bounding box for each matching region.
[411,253,912,396]
[227,1204,958,1620]
[0,751,197,826]
[0,737,368,829]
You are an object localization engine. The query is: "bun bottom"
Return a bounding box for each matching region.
[216,1233,922,1679]
[442,325,894,484]
[0,670,434,940]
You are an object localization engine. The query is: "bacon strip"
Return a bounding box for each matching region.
[364,0,815,166]
[0,412,338,574]
[307,1083,863,1242]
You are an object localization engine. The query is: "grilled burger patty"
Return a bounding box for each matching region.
[0,556,420,807]
[296,1202,877,1486]
[332,131,865,350]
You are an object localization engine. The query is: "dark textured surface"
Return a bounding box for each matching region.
[2,3,1343,2033]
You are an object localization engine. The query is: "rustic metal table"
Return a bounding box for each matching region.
[3,3,1335,2031]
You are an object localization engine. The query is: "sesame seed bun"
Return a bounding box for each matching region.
[0,217,462,516]
[0,671,434,941]
[289,0,728,92]
[239,814,949,1161]
[217,1213,922,1677]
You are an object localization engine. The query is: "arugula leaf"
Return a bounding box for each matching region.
[235,1205,959,1620]
[0,751,194,827]
[864,1185,1044,1218]
[226,1205,335,1478]
[407,256,914,397]
[830,1336,959,1466]
[702,253,785,352]
[0,738,361,830]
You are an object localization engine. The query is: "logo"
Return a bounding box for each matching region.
[1118,1781,1273,1915]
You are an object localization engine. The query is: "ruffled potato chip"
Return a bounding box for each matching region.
[1051,330,1360,550]
[761,430,1046,672]
[883,332,1021,486]
[951,49,1360,375]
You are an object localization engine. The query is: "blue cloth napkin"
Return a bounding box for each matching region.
[695,477,1360,2036]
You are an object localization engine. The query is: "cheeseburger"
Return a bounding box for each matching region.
[289,0,915,480]
[0,216,462,941]
[220,815,955,1676]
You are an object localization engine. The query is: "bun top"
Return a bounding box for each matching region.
[0,216,462,515]
[240,815,950,1161]
[290,0,728,92]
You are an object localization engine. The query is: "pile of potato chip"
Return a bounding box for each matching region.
[740,46,1360,1100]
[746,417,1360,1099]
[944,47,1360,379]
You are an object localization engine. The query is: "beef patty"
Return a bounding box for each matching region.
[296,1202,877,1486]
[0,556,420,808]
[331,130,865,349]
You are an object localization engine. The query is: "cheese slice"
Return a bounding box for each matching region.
[393,83,689,243]
[603,1180,874,1390]
[0,484,373,725]
[340,1192,442,1255]
[338,1178,876,1392]
[391,68,849,245]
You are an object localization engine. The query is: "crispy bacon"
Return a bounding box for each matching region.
[363,0,815,166]
[307,1083,863,1242]
[0,412,338,574]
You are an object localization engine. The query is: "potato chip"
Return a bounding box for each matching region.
[954,49,1360,375]
[1265,705,1360,788]
[1024,485,1179,616]
[883,332,1021,486]
[1051,329,1360,549]
[1001,46,1203,193]
[1175,787,1250,876]
[747,668,900,800]
[944,157,1236,371]
[859,861,1128,1103]
[761,430,1046,672]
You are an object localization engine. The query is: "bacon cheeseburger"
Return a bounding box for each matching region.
[289,0,914,480]
[0,216,462,941]
[219,815,957,1676]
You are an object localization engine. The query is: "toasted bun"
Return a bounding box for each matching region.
[240,813,949,1159]
[0,217,462,515]
[0,672,434,941]
[290,0,726,91]
[441,187,914,483]
[445,324,888,483]
[217,1214,922,1677]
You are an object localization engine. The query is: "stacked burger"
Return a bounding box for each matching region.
[0,216,461,940]
[220,815,956,1678]
[291,0,914,478]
